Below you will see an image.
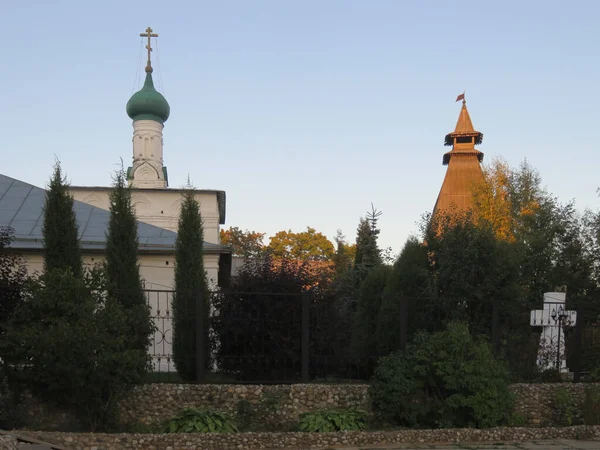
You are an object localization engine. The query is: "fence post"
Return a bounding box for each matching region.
[492,297,500,354]
[572,305,582,382]
[301,291,310,382]
[196,289,206,384]
[399,295,408,351]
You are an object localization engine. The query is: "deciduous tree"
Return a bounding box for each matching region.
[0,227,28,337]
[220,226,265,259]
[212,256,319,381]
[267,227,335,261]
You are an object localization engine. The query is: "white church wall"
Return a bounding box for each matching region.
[69,187,221,244]
[23,252,219,291]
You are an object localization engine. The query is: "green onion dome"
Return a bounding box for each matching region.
[126,72,170,124]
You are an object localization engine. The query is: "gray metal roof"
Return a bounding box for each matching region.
[0,174,230,254]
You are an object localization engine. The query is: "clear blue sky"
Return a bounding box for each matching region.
[2,1,599,255]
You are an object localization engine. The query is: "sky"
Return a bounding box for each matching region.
[2,1,600,256]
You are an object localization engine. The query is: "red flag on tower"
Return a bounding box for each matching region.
[455,92,465,102]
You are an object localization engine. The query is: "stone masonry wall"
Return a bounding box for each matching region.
[511,382,596,426]
[6,382,600,432]
[23,426,600,450]
[119,382,600,429]
[118,383,369,429]
[0,433,19,450]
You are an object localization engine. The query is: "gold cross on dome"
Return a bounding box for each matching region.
[140,27,158,73]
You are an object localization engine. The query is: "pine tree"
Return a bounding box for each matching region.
[172,186,210,381]
[42,161,82,277]
[104,169,153,356]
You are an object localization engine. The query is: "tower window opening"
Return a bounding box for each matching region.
[455,136,473,144]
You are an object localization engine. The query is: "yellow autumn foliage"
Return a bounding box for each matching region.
[472,158,541,242]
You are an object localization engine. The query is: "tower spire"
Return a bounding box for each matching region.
[140,26,158,74]
[443,96,484,163]
[432,96,486,220]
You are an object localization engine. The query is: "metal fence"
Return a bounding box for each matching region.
[146,290,175,374]
[146,289,600,384]
[146,289,381,383]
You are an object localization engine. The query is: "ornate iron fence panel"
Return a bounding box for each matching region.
[146,290,175,374]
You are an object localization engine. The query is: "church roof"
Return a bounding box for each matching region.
[0,174,229,254]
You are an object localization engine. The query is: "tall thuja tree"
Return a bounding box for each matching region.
[104,169,153,358]
[172,185,210,381]
[42,161,82,277]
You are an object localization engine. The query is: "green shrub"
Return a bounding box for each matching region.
[369,322,514,429]
[0,269,150,431]
[583,385,600,425]
[554,387,580,426]
[235,400,254,431]
[587,368,600,382]
[508,412,526,427]
[298,409,367,432]
[165,408,238,433]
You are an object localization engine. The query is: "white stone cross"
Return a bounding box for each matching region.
[530,292,577,373]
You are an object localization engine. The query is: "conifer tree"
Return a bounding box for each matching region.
[353,205,383,283]
[104,169,153,356]
[42,161,82,277]
[333,230,354,275]
[375,236,431,356]
[351,264,392,374]
[172,185,210,381]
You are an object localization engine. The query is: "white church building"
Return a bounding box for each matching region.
[0,27,231,292]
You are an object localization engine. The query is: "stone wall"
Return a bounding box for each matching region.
[511,382,596,426]
[0,388,81,432]
[119,382,600,429]
[6,382,600,432]
[0,433,19,450]
[23,425,600,450]
[118,383,369,429]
